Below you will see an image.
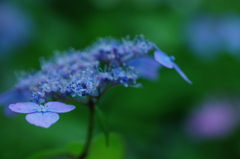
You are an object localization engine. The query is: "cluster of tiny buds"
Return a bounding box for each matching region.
[14,37,140,103]
[14,35,191,105]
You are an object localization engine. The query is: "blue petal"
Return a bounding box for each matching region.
[4,106,16,117]
[173,63,192,84]
[154,50,174,68]
[127,56,161,80]
[26,112,59,128]
[45,102,76,113]
[0,89,31,106]
[0,89,31,116]
[9,102,39,113]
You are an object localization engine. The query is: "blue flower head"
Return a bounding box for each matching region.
[0,2,33,56]
[2,35,192,128]
[185,14,240,60]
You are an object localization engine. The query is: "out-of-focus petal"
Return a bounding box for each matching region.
[128,56,161,80]
[0,2,33,56]
[4,106,16,117]
[0,89,31,117]
[186,99,237,139]
[0,89,31,106]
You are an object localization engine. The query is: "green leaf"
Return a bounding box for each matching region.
[66,141,84,156]
[27,148,69,159]
[95,107,109,146]
[87,133,125,159]
[27,141,85,159]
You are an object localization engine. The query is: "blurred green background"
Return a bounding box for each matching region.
[1,0,240,159]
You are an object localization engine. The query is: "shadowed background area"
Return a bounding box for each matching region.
[0,0,240,159]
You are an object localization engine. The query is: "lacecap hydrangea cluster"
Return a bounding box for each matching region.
[5,35,192,128]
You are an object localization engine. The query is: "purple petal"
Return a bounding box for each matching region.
[128,56,161,80]
[185,100,236,139]
[9,102,39,113]
[154,50,174,68]
[45,102,76,113]
[173,63,192,84]
[26,112,59,128]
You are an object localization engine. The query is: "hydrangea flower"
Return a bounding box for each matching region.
[185,14,240,60]
[9,102,75,128]
[2,35,191,128]
[185,98,238,139]
[0,2,33,57]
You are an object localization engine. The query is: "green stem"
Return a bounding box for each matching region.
[78,98,95,159]
[77,85,115,159]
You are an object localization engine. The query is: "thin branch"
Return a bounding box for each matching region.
[78,98,95,159]
[94,83,119,105]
